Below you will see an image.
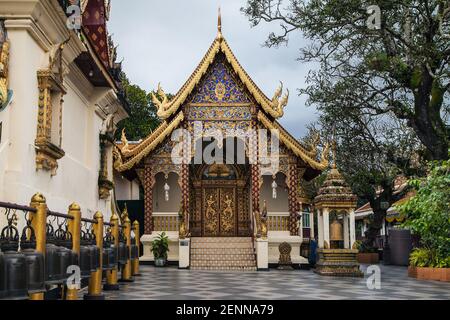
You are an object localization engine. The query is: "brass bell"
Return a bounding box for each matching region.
[0,249,6,299]
[105,232,117,269]
[118,231,128,266]
[87,229,100,272]
[79,230,92,279]
[130,243,138,261]
[45,223,64,285]
[330,219,344,241]
[54,223,72,283]
[20,222,45,295]
[1,216,29,300]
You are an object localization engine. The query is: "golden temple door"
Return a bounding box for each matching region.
[202,186,237,237]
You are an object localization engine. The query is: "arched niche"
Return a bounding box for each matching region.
[153,172,182,213]
[260,172,289,213]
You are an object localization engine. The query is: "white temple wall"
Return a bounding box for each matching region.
[114,174,141,201]
[0,22,113,222]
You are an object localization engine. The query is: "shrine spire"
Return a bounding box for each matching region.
[217,7,223,40]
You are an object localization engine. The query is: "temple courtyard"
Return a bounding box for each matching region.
[93,265,450,300]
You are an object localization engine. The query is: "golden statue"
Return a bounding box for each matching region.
[0,25,10,108]
[260,200,268,239]
[178,203,190,239]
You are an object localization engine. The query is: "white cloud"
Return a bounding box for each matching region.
[108,0,318,137]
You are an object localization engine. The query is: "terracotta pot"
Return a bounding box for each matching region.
[408,266,417,278]
[357,253,379,264]
[440,269,450,282]
[412,267,450,282]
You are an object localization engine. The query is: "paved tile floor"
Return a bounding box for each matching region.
[100,265,450,300]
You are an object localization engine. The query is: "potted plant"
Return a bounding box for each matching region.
[151,232,169,267]
[408,248,450,282]
[398,152,450,282]
[355,240,380,264]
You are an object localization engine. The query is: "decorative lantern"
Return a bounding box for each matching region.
[271,178,278,199]
[164,182,170,202]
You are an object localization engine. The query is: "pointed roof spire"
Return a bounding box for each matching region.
[217,7,223,40]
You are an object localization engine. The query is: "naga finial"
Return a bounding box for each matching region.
[270,81,289,118]
[151,82,170,119]
[121,128,130,152]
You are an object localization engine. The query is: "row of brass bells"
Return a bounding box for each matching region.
[20,222,45,295]
[79,230,92,279]
[0,215,29,300]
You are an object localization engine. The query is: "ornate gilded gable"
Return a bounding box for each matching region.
[188,53,251,105]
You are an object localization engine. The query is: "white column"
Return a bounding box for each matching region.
[317,210,324,248]
[323,208,330,248]
[343,215,350,249]
[349,209,356,249]
[310,212,315,239]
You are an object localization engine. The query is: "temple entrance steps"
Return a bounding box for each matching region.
[190,237,257,271]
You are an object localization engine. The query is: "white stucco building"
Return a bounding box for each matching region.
[0,0,128,224]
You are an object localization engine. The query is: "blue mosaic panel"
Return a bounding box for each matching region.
[189,53,251,104]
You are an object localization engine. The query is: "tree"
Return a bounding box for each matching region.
[242,0,449,160]
[115,76,161,141]
[305,110,423,249]
[398,152,450,266]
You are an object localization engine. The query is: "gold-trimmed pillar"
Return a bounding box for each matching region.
[144,165,154,234]
[104,211,120,291]
[66,203,81,300]
[84,212,105,300]
[120,211,134,282]
[29,193,47,301]
[132,220,141,276]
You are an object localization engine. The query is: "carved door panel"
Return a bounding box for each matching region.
[203,188,220,236]
[219,187,236,236]
[202,187,237,237]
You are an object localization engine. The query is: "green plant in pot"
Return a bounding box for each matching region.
[151,232,169,267]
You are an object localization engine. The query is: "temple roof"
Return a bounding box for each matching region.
[150,16,289,121]
[113,13,329,175]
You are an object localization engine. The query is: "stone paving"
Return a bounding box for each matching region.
[97,265,450,300]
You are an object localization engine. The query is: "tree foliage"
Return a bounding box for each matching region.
[242,0,450,160]
[398,153,450,265]
[115,76,161,141]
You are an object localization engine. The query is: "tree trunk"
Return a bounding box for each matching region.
[411,70,449,161]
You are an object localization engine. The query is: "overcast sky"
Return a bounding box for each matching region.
[108,0,318,138]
